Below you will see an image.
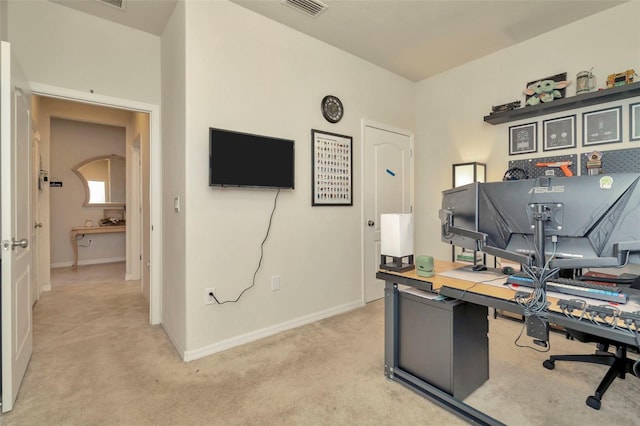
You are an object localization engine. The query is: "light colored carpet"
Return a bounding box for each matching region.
[2,263,639,425]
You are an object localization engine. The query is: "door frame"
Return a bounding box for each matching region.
[30,83,162,325]
[360,119,414,302]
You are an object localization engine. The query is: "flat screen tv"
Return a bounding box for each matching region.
[209,128,295,189]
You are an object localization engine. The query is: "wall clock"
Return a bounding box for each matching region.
[321,95,343,123]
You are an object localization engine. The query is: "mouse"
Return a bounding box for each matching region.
[472,264,487,271]
[502,266,515,275]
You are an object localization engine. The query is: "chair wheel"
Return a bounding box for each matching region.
[543,360,555,370]
[586,395,601,410]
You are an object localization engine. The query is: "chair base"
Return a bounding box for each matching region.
[543,345,637,410]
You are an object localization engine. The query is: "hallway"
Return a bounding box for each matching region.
[3,263,178,425]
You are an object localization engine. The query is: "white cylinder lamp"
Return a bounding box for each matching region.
[380,213,415,272]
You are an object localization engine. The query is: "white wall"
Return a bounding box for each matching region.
[160,0,187,353]
[179,1,414,356]
[0,0,7,41]
[415,2,640,265]
[7,0,160,105]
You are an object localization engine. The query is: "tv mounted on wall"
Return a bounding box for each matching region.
[209,127,295,189]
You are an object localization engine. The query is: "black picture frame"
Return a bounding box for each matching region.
[311,129,353,206]
[630,102,640,141]
[509,122,537,155]
[543,115,576,151]
[582,106,622,146]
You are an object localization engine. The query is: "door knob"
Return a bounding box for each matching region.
[12,238,28,250]
[367,220,375,227]
[34,222,43,228]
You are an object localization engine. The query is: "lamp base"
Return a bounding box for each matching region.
[380,254,415,272]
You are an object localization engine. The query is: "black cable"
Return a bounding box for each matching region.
[513,321,551,353]
[211,189,280,305]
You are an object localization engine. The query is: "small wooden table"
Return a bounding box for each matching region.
[70,225,126,269]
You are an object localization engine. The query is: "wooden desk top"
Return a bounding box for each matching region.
[71,225,126,234]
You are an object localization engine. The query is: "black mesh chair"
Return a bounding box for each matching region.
[543,329,638,410]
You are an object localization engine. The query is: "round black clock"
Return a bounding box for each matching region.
[321,95,343,123]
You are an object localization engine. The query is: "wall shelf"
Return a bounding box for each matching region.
[484,81,640,125]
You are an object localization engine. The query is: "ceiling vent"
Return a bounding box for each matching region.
[281,0,328,18]
[95,0,125,10]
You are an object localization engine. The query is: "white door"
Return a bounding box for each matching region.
[1,41,34,413]
[363,121,413,302]
[31,136,41,306]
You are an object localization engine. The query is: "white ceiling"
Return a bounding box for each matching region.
[51,0,178,36]
[52,0,626,82]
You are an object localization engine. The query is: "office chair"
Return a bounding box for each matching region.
[543,329,638,410]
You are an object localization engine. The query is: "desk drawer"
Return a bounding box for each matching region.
[398,292,489,400]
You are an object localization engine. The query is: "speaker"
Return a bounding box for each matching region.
[416,255,435,278]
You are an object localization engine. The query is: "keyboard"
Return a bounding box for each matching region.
[506,273,628,304]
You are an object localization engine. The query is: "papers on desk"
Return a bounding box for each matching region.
[438,265,506,284]
[398,285,447,300]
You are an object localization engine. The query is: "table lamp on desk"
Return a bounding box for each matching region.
[380,213,415,272]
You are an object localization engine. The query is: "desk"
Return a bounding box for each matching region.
[69,225,125,269]
[377,260,640,426]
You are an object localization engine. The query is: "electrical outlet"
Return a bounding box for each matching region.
[271,275,280,292]
[204,287,216,305]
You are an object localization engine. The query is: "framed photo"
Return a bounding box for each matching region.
[630,102,640,141]
[542,115,576,151]
[311,129,353,206]
[582,106,622,146]
[509,122,537,155]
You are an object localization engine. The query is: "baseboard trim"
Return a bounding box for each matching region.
[51,257,126,269]
[183,299,364,362]
[161,321,186,360]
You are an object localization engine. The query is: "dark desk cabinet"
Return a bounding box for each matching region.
[398,291,489,400]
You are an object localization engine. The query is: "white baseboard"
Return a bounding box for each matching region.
[161,321,186,360]
[183,299,364,362]
[41,284,52,292]
[51,257,126,269]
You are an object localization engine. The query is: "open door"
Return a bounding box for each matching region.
[1,40,33,413]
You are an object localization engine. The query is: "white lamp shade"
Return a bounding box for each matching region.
[453,162,486,187]
[381,214,414,257]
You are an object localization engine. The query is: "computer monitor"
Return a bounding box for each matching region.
[441,174,640,269]
[440,183,480,252]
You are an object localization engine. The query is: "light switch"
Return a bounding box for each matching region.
[174,196,180,213]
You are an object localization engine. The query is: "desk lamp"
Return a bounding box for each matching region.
[452,162,486,263]
[380,213,415,272]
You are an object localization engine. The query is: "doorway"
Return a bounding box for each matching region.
[30,84,161,324]
[47,116,129,271]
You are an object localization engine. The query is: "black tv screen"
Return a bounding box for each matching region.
[209,128,295,189]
